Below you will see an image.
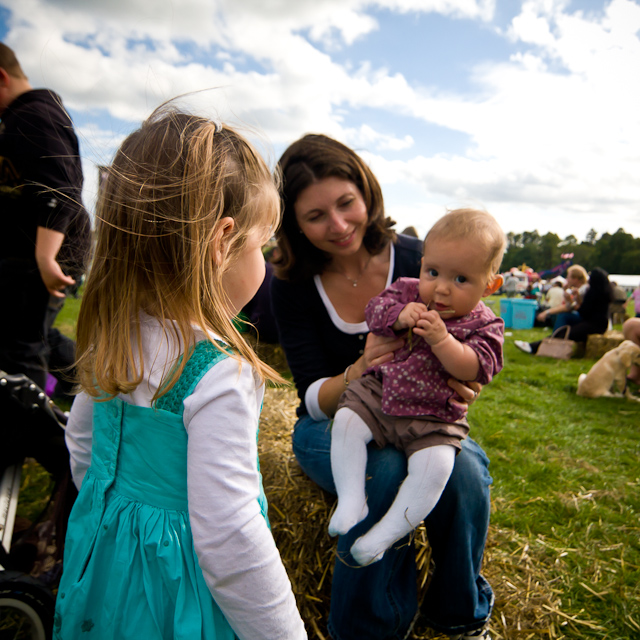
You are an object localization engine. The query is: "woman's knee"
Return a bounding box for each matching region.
[442,438,492,506]
[292,415,335,493]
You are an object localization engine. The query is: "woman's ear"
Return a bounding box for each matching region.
[483,274,503,297]
[211,217,235,266]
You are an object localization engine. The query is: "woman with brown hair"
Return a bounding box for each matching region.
[271,134,494,640]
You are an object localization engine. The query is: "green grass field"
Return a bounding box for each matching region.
[465,297,640,639]
[19,294,640,639]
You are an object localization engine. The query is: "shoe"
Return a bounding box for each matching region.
[449,624,492,640]
[514,340,532,354]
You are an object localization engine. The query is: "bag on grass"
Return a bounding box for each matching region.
[536,326,577,360]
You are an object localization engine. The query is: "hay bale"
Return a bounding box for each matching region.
[585,331,624,360]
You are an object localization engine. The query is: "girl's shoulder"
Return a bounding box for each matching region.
[156,340,233,414]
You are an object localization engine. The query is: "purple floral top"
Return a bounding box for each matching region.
[364,277,504,422]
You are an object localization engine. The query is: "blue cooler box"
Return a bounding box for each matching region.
[500,299,513,328]
[511,299,538,329]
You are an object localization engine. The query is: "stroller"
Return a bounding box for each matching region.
[0,370,76,640]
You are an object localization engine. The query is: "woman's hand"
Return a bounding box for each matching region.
[319,333,404,417]
[536,310,548,322]
[355,332,405,378]
[447,379,482,407]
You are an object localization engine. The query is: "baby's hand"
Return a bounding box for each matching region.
[393,302,429,331]
[413,311,449,346]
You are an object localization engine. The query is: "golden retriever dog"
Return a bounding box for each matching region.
[577,340,640,401]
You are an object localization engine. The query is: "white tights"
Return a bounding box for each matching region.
[328,408,455,566]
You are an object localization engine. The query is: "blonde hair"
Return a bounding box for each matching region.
[76,106,281,401]
[567,264,588,285]
[424,208,506,280]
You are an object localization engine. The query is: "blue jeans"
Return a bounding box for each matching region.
[553,311,580,332]
[292,414,494,640]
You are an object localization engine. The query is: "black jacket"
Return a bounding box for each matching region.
[0,89,91,274]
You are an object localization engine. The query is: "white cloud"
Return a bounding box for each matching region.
[380,0,495,21]
[1,0,638,240]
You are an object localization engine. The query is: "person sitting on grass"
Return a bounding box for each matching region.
[515,267,613,355]
[535,265,588,329]
[535,280,565,327]
[328,208,505,567]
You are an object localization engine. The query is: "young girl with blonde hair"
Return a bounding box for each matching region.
[54,107,307,640]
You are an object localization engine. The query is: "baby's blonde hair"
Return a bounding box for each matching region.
[424,208,506,281]
[76,106,281,400]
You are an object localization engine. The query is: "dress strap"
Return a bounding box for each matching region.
[155,341,230,415]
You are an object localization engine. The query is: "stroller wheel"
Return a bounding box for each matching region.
[0,571,54,640]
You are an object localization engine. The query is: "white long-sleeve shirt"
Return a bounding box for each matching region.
[65,317,307,640]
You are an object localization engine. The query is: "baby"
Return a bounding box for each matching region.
[328,208,506,566]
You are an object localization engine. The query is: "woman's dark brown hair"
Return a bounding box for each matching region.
[274,134,395,281]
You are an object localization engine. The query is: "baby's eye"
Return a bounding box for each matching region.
[454,275,467,284]
[427,268,438,277]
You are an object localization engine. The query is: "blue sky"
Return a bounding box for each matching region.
[1,0,639,245]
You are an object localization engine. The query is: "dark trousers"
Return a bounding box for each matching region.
[0,260,51,389]
[0,260,76,482]
[0,259,77,392]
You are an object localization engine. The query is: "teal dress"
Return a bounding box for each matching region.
[54,342,269,640]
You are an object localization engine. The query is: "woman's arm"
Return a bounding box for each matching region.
[184,359,306,640]
[537,301,570,322]
[317,332,405,416]
[270,278,334,406]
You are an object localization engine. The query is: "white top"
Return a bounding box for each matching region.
[305,243,396,421]
[545,285,565,307]
[65,316,307,640]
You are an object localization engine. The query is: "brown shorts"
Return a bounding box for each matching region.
[337,375,469,457]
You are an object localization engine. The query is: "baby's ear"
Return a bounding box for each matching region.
[483,274,503,297]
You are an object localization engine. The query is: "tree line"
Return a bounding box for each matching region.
[501,228,640,276]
